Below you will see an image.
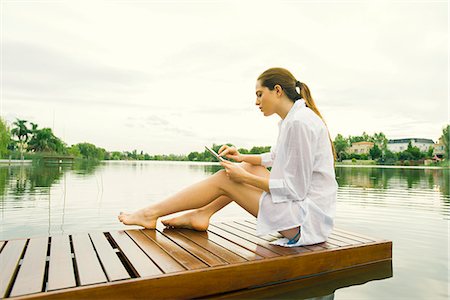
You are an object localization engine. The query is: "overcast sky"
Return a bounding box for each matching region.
[2,0,448,155]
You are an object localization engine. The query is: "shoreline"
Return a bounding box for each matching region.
[0,159,32,164]
[335,164,445,170]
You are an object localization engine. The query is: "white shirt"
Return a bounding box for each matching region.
[256,99,338,247]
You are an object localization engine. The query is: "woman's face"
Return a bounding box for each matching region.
[255,80,278,117]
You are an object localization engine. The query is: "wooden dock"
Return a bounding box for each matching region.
[0,219,392,299]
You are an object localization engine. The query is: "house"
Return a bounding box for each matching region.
[433,137,446,158]
[387,138,434,153]
[348,141,374,154]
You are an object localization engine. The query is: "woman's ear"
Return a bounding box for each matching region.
[274,84,283,96]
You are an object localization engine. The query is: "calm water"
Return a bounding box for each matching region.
[0,161,448,299]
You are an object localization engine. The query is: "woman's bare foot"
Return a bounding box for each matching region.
[118,209,157,229]
[161,209,211,231]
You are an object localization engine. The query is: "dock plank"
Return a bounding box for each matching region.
[195,229,264,261]
[126,230,185,274]
[218,222,310,255]
[109,231,162,277]
[142,229,208,270]
[10,237,48,297]
[72,233,107,286]
[333,228,376,242]
[161,229,227,267]
[177,229,247,264]
[47,235,76,291]
[0,239,27,298]
[329,233,363,245]
[208,225,279,258]
[240,219,344,249]
[89,232,130,281]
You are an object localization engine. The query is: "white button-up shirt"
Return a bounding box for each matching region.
[256,99,338,247]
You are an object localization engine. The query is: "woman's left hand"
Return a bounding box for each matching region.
[220,160,248,183]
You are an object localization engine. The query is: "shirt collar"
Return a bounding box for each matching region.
[279,99,306,126]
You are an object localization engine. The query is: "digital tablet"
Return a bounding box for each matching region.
[205,146,225,162]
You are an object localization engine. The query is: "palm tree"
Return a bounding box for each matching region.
[28,128,65,153]
[11,119,31,160]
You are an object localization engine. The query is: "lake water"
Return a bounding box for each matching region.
[0,161,448,299]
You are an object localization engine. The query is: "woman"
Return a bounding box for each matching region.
[118,67,337,247]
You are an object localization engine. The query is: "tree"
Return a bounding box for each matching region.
[28,128,66,153]
[371,132,388,150]
[333,134,349,161]
[11,119,31,160]
[0,118,11,158]
[74,143,106,160]
[369,144,382,160]
[442,124,449,159]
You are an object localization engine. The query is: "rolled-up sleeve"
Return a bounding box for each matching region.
[260,151,275,168]
[269,121,315,203]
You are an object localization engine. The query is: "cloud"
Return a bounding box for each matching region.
[4,40,152,102]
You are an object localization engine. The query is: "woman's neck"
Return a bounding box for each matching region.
[277,99,295,120]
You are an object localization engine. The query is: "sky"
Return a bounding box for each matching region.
[1,0,448,155]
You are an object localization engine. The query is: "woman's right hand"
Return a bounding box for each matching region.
[218,145,243,162]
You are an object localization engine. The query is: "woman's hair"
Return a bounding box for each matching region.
[257,67,336,160]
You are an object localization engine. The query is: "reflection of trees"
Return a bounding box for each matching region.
[203,164,223,174]
[336,167,449,198]
[9,164,65,196]
[72,159,101,176]
[0,160,101,197]
[336,167,395,189]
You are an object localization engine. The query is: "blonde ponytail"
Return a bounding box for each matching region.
[300,83,337,161]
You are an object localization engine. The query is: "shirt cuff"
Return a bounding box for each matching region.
[269,179,294,203]
[260,153,273,168]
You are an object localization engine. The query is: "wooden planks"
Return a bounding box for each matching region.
[18,240,392,300]
[72,233,107,286]
[161,229,227,267]
[126,230,185,273]
[0,219,392,300]
[90,232,130,282]
[177,229,247,264]
[47,235,76,291]
[142,229,208,270]
[109,231,162,277]
[0,239,27,298]
[10,237,48,297]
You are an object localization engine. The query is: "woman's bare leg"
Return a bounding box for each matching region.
[118,162,301,240]
[118,162,267,229]
[161,162,269,230]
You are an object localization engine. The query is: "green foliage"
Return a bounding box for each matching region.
[441,124,449,159]
[28,128,66,153]
[333,134,349,161]
[0,118,11,158]
[72,143,106,160]
[369,144,382,160]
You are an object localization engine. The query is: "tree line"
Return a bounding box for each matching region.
[1,118,448,165]
[333,127,449,165]
[0,118,270,162]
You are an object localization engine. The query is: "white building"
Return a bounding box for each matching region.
[387,138,434,153]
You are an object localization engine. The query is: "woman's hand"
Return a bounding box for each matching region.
[218,145,242,162]
[220,160,248,183]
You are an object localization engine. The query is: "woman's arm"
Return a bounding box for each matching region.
[240,154,262,166]
[220,160,269,192]
[218,145,270,166]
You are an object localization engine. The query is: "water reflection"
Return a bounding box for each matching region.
[335,167,449,199]
[0,160,101,197]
